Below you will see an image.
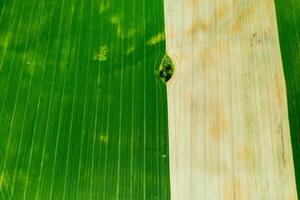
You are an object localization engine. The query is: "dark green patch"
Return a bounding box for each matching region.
[157,54,174,83]
[275,0,300,197]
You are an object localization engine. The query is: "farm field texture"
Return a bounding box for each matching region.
[0,0,170,199]
[1,0,300,199]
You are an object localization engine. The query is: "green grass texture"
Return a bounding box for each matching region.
[0,0,171,199]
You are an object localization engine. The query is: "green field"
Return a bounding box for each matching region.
[275,0,300,197]
[0,0,170,199]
